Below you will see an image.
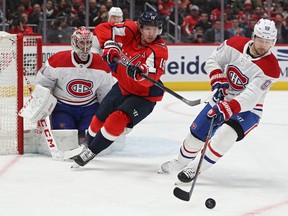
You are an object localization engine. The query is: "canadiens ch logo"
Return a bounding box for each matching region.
[67,79,93,97]
[226,65,249,91]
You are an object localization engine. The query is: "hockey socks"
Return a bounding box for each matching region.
[88,128,116,155]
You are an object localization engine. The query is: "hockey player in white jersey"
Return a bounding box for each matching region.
[108,7,123,23]
[160,18,280,183]
[33,26,113,143]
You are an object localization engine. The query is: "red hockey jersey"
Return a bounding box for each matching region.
[93,20,168,102]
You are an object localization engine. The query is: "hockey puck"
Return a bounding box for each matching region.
[205,198,216,209]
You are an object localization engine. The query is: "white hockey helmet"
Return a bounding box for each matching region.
[71,26,93,61]
[108,7,123,23]
[253,18,277,45]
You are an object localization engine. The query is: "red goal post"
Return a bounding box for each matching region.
[0,32,42,155]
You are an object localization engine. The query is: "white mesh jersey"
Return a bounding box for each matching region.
[205,36,280,117]
[36,50,113,106]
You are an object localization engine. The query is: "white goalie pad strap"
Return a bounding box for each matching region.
[19,84,57,123]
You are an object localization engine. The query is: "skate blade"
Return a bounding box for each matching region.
[71,163,80,169]
[64,145,84,160]
[174,180,192,186]
[157,169,172,174]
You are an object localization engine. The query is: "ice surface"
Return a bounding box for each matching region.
[0,91,288,216]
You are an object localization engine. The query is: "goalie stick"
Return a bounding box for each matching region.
[113,57,215,107]
[22,71,62,160]
[173,93,220,201]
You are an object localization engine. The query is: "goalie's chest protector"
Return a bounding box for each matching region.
[47,51,111,105]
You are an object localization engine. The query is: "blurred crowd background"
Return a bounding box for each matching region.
[0,0,288,44]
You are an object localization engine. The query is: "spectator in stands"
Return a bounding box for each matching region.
[55,0,73,23]
[237,0,254,29]
[89,0,100,26]
[203,19,230,44]
[210,2,221,23]
[9,13,34,34]
[190,26,205,44]
[158,0,175,21]
[122,6,130,21]
[20,0,33,16]
[105,0,113,11]
[70,0,84,16]
[45,0,58,19]
[9,2,26,21]
[252,6,264,21]
[28,3,43,33]
[190,0,213,15]
[46,16,71,43]
[71,4,86,27]
[195,12,212,32]
[92,4,108,26]
[224,4,234,21]
[227,18,245,38]
[275,13,288,44]
[176,0,190,25]
[158,0,175,34]
[232,0,245,15]
[181,5,199,42]
[244,18,257,38]
[223,13,232,30]
[282,3,288,18]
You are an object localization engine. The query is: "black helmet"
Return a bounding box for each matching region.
[138,11,163,28]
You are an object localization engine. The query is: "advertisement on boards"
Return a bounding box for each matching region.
[42,44,288,90]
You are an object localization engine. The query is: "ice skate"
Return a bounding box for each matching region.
[158,159,187,174]
[71,145,96,167]
[177,167,196,183]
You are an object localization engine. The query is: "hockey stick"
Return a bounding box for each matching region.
[173,93,221,201]
[113,57,214,107]
[23,71,62,160]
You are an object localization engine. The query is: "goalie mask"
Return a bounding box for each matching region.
[71,27,93,61]
[252,18,277,46]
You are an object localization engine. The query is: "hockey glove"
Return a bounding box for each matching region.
[102,40,121,64]
[127,64,148,81]
[207,99,241,125]
[209,69,229,101]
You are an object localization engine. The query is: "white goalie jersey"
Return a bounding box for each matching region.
[205,36,280,117]
[36,50,113,106]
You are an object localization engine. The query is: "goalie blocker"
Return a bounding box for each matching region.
[19,84,57,123]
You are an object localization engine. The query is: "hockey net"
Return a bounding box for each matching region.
[0,32,42,155]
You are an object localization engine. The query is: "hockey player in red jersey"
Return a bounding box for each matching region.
[160,18,280,183]
[70,11,168,166]
[34,27,113,143]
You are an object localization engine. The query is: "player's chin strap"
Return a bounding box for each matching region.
[113,57,216,107]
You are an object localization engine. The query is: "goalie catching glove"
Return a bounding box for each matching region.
[102,40,121,64]
[207,99,241,125]
[18,85,57,123]
[127,63,149,81]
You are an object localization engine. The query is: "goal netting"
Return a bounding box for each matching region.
[0,32,42,155]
